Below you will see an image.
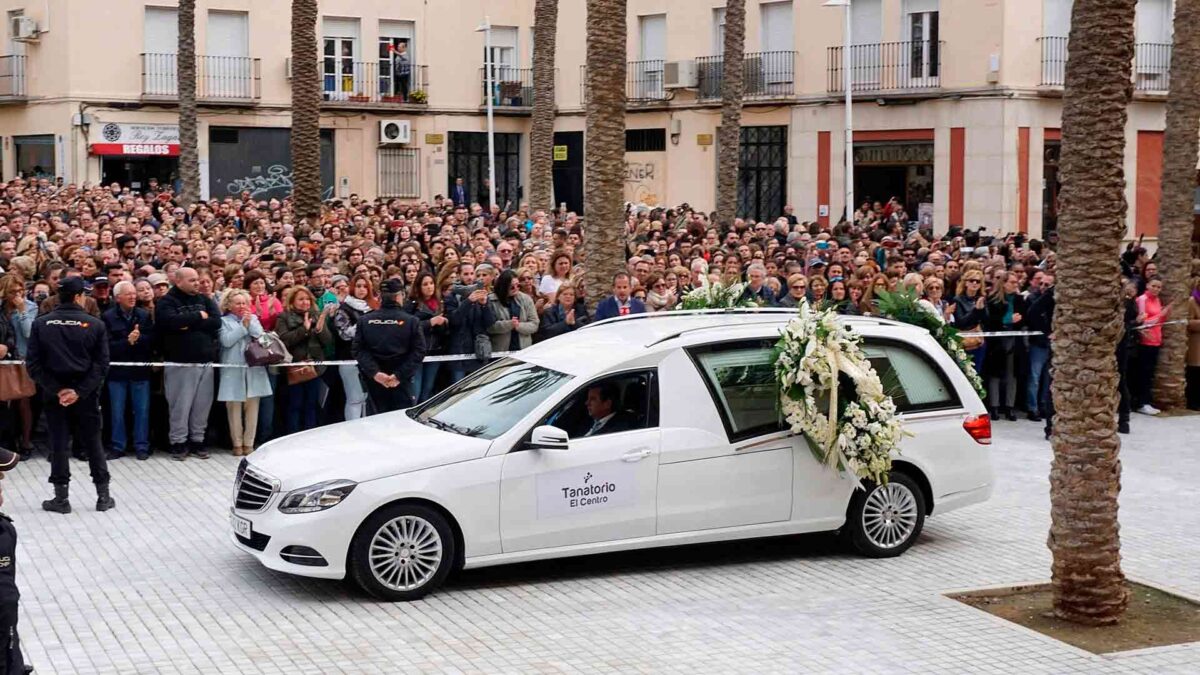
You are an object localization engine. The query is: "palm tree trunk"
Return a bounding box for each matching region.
[290,0,322,223]
[582,0,627,312]
[177,0,199,205]
[1048,0,1136,626]
[529,0,560,215]
[1152,0,1200,410]
[715,0,746,228]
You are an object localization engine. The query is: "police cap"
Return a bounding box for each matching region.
[380,278,405,295]
[58,276,86,299]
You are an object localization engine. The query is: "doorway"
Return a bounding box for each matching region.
[552,131,584,215]
[101,156,179,192]
[737,126,788,223]
[447,131,522,210]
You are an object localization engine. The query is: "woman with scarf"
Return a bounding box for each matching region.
[332,273,376,420]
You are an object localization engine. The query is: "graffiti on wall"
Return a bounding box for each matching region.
[624,155,663,207]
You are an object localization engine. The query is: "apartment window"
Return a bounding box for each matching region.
[625,129,666,152]
[206,11,250,99]
[639,14,665,62]
[14,134,54,178]
[379,20,416,99]
[323,17,362,100]
[143,6,178,96]
[761,2,794,52]
[378,147,421,198]
[713,8,726,55]
[904,0,940,81]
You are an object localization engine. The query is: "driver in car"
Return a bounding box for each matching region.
[582,382,637,437]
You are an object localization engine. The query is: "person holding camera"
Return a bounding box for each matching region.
[442,267,494,384]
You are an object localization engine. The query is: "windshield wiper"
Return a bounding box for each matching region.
[424,416,480,437]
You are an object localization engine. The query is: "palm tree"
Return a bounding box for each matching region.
[715,0,746,228]
[176,0,199,205]
[290,0,322,224]
[582,0,627,311]
[529,0,560,215]
[1152,0,1200,410]
[1048,0,1137,625]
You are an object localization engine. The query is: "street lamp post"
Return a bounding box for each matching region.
[476,17,498,210]
[823,0,854,224]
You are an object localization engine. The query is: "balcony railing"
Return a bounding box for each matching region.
[321,61,429,104]
[142,53,262,101]
[627,59,669,101]
[480,66,533,107]
[0,55,26,100]
[1039,37,1173,91]
[696,51,796,101]
[826,41,943,93]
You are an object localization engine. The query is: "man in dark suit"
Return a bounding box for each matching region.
[594,273,646,321]
[452,178,468,207]
[582,382,637,437]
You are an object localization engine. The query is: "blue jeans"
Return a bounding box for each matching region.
[108,379,150,454]
[970,343,987,376]
[286,377,322,434]
[410,361,441,403]
[1027,344,1051,414]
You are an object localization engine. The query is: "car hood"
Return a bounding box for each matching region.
[247,411,492,487]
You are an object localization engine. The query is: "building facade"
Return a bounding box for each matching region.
[0,0,1182,239]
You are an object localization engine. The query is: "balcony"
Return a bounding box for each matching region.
[1038,37,1172,92]
[696,51,796,101]
[826,41,943,94]
[580,60,671,105]
[0,55,26,101]
[141,53,262,103]
[480,66,533,108]
[320,61,429,106]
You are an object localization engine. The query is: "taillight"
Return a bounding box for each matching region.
[963,414,992,445]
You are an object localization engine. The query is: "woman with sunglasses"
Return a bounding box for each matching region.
[644,274,677,313]
[778,273,808,309]
[984,270,1027,421]
[954,269,989,377]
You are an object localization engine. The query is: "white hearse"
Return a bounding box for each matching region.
[231,310,993,600]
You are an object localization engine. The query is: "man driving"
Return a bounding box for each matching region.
[582,382,636,437]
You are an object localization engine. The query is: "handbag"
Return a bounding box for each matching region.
[245,333,285,367]
[474,333,492,361]
[961,325,984,351]
[0,362,35,401]
[286,364,319,386]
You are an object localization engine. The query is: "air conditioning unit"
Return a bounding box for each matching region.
[379,119,411,145]
[663,60,698,89]
[285,57,292,79]
[10,16,38,41]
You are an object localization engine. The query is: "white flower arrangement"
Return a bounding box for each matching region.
[773,301,906,487]
[677,275,759,310]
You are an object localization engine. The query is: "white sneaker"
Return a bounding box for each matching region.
[1135,405,1161,416]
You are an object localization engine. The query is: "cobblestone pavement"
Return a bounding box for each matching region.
[3,413,1198,674]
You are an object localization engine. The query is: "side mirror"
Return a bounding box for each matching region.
[528,425,569,451]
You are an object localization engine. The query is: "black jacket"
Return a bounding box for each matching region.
[406,299,450,355]
[1025,287,1055,348]
[985,293,1029,332]
[952,294,988,329]
[102,305,155,381]
[353,301,427,380]
[539,301,591,340]
[155,286,221,363]
[26,302,109,400]
[0,514,16,604]
[443,290,494,356]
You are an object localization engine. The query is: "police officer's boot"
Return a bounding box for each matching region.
[96,483,116,512]
[42,484,71,514]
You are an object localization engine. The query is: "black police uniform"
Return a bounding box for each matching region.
[0,449,26,674]
[353,296,427,413]
[25,295,111,492]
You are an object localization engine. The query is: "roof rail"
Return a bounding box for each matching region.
[582,307,803,331]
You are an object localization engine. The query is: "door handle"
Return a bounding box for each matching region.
[622,447,653,462]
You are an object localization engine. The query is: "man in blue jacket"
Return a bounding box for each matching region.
[595,273,646,321]
[102,281,155,460]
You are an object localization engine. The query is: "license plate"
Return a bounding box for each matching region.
[231,512,252,539]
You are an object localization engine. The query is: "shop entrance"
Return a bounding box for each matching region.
[101,156,178,192]
[853,142,934,222]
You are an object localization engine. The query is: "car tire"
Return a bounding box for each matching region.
[348,503,456,601]
[842,472,926,558]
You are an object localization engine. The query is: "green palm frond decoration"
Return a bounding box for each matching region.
[875,288,987,397]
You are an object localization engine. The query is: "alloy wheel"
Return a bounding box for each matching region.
[861,482,919,549]
[368,515,444,592]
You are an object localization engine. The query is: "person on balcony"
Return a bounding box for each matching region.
[390,41,412,102]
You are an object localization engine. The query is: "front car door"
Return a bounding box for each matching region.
[500,371,660,553]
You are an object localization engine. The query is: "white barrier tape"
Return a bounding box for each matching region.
[957,330,1044,338]
[0,352,515,369]
[1133,319,1188,330]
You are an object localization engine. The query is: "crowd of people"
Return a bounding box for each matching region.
[0,177,1196,464]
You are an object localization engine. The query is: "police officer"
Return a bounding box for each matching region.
[0,447,28,673]
[353,278,427,413]
[26,277,114,514]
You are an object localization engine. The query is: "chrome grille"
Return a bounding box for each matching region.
[234,460,278,512]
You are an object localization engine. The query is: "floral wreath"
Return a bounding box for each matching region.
[773,302,905,487]
[676,275,760,310]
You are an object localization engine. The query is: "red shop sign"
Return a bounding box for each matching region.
[90,143,181,157]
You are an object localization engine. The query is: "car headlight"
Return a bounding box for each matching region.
[277,480,357,514]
